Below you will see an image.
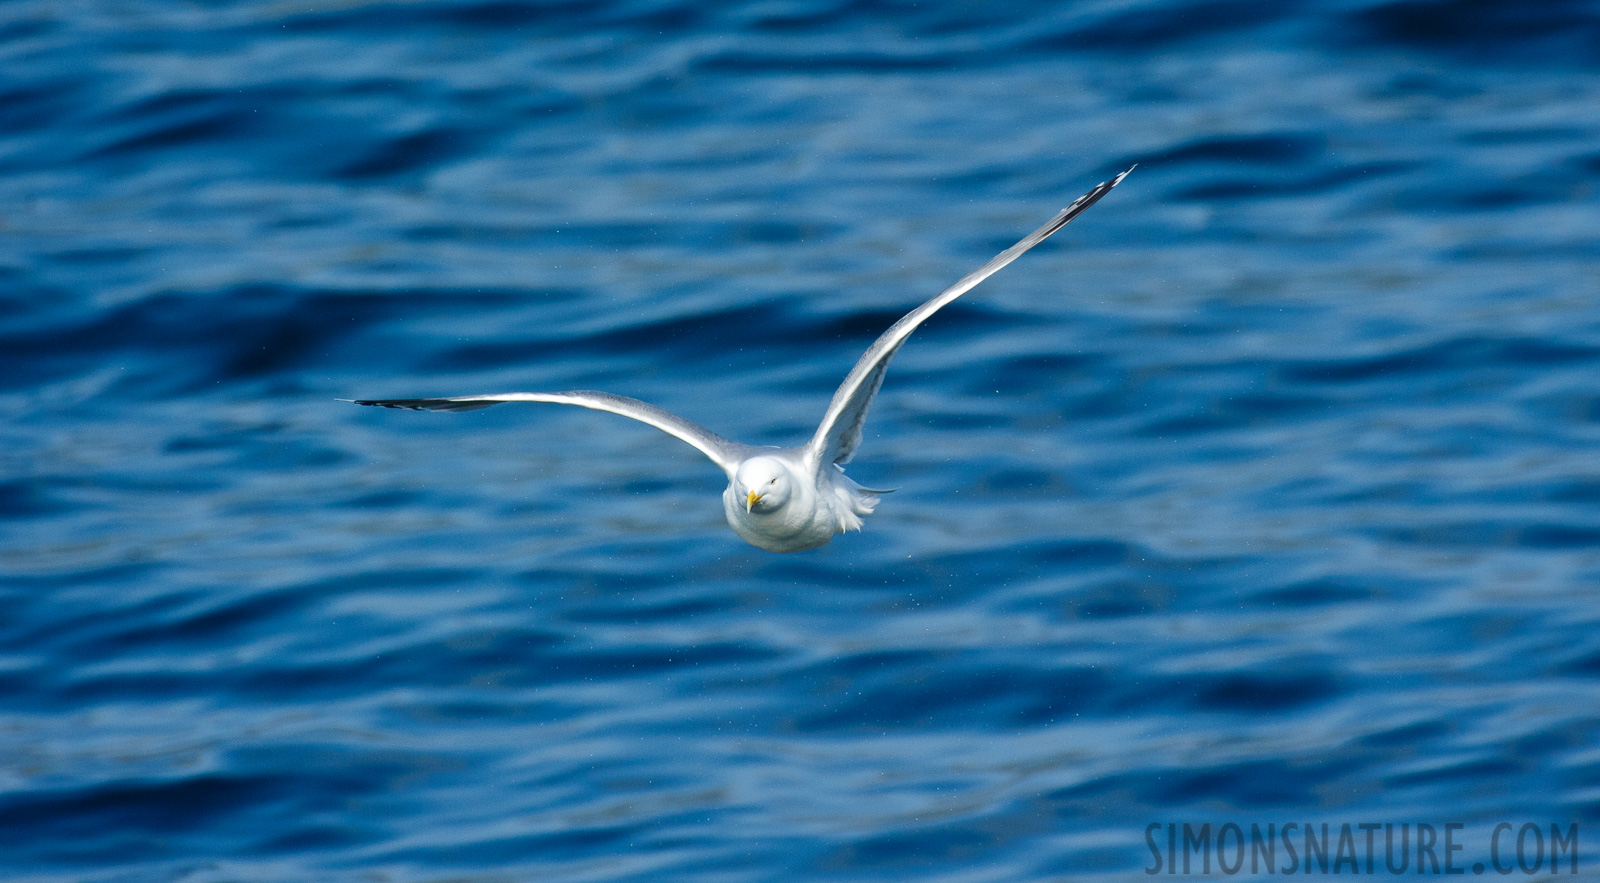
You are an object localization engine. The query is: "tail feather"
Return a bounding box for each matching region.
[831,472,889,532]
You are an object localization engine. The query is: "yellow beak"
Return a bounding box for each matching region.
[746,491,764,512]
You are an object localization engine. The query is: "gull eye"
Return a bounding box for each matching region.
[769,478,777,485]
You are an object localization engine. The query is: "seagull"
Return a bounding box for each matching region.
[352,168,1131,552]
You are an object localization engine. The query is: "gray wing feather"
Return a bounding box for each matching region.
[351,391,753,476]
[806,167,1132,469]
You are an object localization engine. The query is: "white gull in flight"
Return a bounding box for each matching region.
[353,169,1131,552]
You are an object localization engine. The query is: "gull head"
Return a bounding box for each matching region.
[736,456,793,514]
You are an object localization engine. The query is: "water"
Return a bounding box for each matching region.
[3,1,1600,880]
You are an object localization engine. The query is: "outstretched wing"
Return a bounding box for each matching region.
[806,167,1132,470]
[350,391,753,476]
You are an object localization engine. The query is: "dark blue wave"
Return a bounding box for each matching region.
[1342,0,1600,63]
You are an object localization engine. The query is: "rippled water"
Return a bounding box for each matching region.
[4,1,1600,880]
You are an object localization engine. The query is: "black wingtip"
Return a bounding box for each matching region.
[1101,164,1135,191]
[1090,165,1135,196]
[1044,168,1131,236]
[347,397,503,412]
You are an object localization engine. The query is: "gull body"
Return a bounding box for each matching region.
[724,453,883,553]
[352,169,1131,552]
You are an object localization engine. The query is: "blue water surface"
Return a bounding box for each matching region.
[3,1,1600,880]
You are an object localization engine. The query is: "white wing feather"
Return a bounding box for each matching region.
[351,391,754,476]
[806,167,1132,470]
